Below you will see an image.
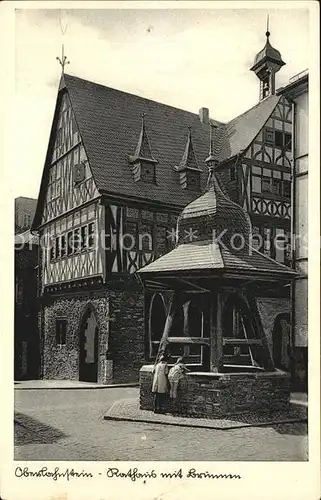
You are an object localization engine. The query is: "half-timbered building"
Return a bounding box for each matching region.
[32,29,297,384]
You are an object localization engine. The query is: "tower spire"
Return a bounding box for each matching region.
[250,18,285,101]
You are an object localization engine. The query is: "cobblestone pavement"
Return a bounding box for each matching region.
[14,388,308,461]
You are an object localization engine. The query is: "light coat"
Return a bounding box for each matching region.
[152,361,169,393]
[168,363,186,383]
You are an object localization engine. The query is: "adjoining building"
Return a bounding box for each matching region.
[14,196,39,379]
[31,29,302,385]
[15,197,37,234]
[278,70,309,391]
[14,229,40,380]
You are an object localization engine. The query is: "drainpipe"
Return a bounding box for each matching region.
[30,227,44,379]
[290,99,297,387]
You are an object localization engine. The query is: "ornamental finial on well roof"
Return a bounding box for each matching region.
[205,122,219,170]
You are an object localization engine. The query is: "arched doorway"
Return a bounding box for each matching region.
[272,313,291,371]
[79,305,99,382]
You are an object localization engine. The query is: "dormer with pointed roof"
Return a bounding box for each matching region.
[174,127,201,191]
[128,113,158,183]
[250,24,285,101]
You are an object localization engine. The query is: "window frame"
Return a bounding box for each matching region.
[55,318,67,346]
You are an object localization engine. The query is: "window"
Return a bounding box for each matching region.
[274,228,285,263]
[284,133,292,151]
[67,231,73,255]
[61,235,66,257]
[141,162,156,183]
[274,130,292,151]
[252,175,262,193]
[251,226,262,251]
[56,319,67,345]
[284,231,291,264]
[88,223,94,248]
[55,237,61,259]
[272,178,281,195]
[22,213,31,227]
[263,227,271,256]
[52,224,95,259]
[48,165,62,201]
[275,130,283,148]
[140,224,153,251]
[283,180,291,199]
[50,239,55,260]
[123,222,138,251]
[74,228,80,253]
[230,166,236,181]
[186,171,201,191]
[81,225,88,250]
[262,177,271,193]
[265,128,274,145]
[262,76,270,99]
[252,166,290,199]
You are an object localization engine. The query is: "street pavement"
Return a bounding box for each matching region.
[14,387,308,461]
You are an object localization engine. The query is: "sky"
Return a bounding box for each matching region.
[14,5,310,200]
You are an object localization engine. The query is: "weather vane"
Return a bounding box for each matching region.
[266,14,270,37]
[56,44,70,73]
[56,11,70,73]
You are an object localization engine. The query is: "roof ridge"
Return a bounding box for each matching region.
[64,73,226,126]
[226,94,280,129]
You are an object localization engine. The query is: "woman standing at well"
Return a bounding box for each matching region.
[152,355,169,413]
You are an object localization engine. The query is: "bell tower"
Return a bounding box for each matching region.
[250,19,285,101]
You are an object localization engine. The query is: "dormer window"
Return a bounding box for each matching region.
[129,114,158,184]
[174,127,201,192]
[185,170,201,191]
[141,161,156,184]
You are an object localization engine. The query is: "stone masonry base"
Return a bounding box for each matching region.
[140,365,291,418]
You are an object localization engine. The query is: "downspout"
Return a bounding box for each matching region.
[290,99,297,386]
[30,227,44,379]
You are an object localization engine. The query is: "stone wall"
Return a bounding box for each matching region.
[108,290,145,383]
[140,365,290,418]
[42,285,147,384]
[42,293,110,384]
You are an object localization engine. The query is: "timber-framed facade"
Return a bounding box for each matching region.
[32,29,304,385]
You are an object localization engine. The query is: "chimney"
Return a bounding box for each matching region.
[199,107,209,125]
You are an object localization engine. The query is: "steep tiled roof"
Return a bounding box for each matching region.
[138,239,296,278]
[32,74,281,229]
[138,166,295,280]
[226,94,280,159]
[64,74,227,208]
[63,75,279,204]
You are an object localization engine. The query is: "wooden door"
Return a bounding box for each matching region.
[79,307,98,382]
